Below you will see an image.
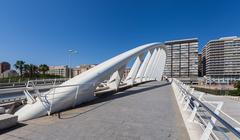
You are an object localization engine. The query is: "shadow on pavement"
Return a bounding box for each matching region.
[0,123,27,135]
[58,81,171,119]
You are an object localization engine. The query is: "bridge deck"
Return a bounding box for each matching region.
[1,81,189,140]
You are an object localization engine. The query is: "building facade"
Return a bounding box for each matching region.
[201,47,207,77]
[0,70,18,78]
[72,64,97,77]
[164,38,199,84]
[0,62,11,74]
[202,36,240,84]
[47,65,69,78]
[198,53,203,77]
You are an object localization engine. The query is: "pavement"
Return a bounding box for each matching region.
[0,81,189,140]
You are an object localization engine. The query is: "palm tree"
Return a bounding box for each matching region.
[23,64,30,77]
[39,64,49,76]
[14,60,25,77]
[28,64,38,77]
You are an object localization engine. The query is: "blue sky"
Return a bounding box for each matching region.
[0,0,240,68]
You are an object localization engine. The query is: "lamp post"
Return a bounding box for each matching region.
[68,49,78,79]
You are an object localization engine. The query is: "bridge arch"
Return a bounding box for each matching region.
[15,43,166,121]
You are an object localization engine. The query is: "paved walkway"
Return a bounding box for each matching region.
[1,81,189,140]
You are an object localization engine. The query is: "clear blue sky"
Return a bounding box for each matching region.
[0,0,239,68]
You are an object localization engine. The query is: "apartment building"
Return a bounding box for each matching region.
[201,47,207,77]
[198,53,203,77]
[72,64,97,77]
[71,64,131,80]
[164,38,199,84]
[202,36,240,84]
[47,65,69,78]
[0,61,11,74]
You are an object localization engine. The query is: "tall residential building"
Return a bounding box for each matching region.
[164,38,199,84]
[201,47,207,76]
[47,65,69,78]
[0,61,11,74]
[198,53,203,77]
[202,36,240,84]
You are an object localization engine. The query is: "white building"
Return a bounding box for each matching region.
[202,36,240,84]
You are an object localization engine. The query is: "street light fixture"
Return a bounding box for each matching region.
[68,49,78,78]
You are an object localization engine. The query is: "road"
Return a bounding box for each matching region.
[1,81,189,140]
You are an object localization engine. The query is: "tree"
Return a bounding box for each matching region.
[39,64,49,76]
[234,81,240,90]
[14,60,25,77]
[23,64,30,77]
[28,64,38,77]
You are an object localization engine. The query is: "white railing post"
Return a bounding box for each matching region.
[188,101,199,122]
[180,90,186,105]
[183,95,191,111]
[183,88,194,110]
[200,102,223,140]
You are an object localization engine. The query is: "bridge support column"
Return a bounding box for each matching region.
[136,50,152,83]
[153,49,166,81]
[125,55,143,85]
[149,48,161,80]
[107,65,126,91]
[143,48,158,81]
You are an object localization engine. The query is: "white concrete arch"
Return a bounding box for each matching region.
[15,43,166,121]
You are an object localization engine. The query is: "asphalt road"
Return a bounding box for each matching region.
[1,81,189,140]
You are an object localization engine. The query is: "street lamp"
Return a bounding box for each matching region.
[68,49,78,78]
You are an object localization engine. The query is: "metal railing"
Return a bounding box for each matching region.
[23,81,129,115]
[172,78,240,140]
[0,78,68,89]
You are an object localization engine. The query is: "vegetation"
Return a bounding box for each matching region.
[0,61,63,83]
[38,64,49,77]
[22,64,39,77]
[0,74,64,83]
[193,87,240,96]
[234,81,240,90]
[14,60,25,77]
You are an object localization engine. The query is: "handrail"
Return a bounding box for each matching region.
[174,79,240,139]
[28,78,68,82]
[201,97,240,127]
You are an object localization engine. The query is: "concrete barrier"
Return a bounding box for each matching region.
[0,114,18,130]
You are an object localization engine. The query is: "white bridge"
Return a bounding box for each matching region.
[15,43,166,121]
[1,43,240,140]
